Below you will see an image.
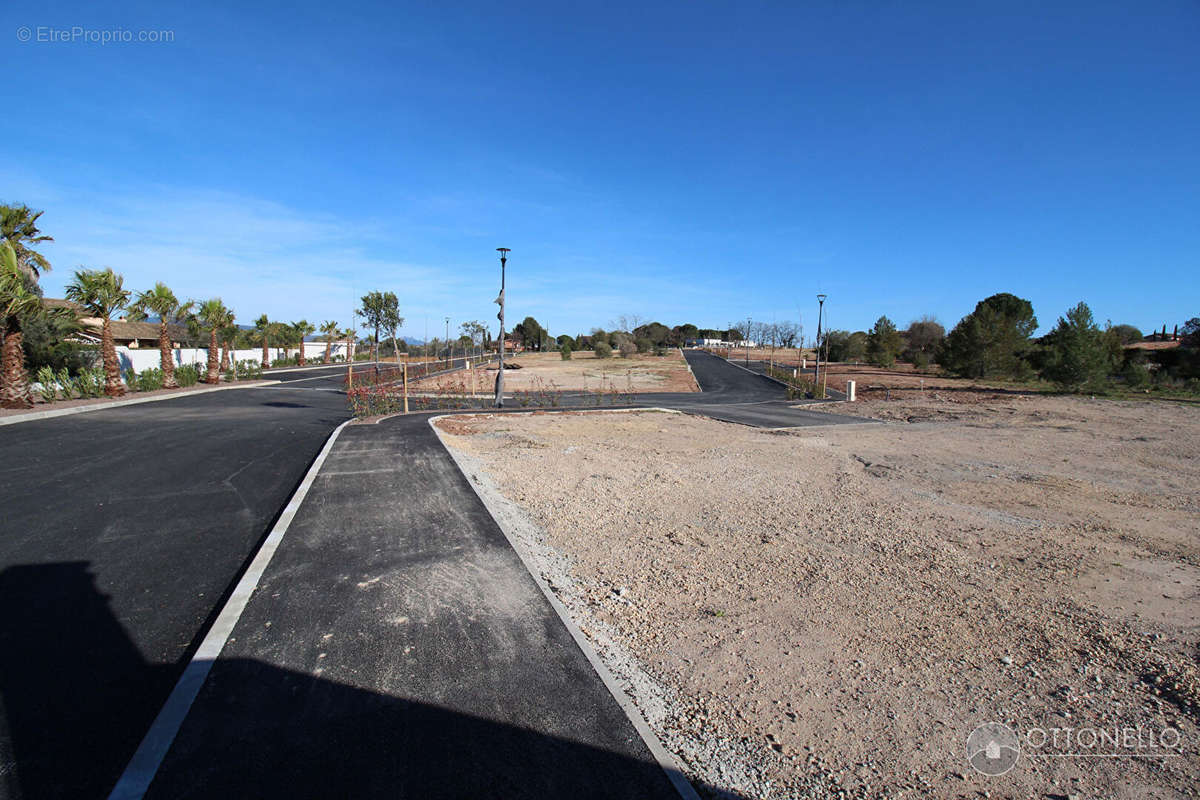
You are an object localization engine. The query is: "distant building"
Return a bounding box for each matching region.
[43,298,191,348]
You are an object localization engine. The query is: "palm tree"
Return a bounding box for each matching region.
[192,300,233,384]
[293,320,315,366]
[1,204,54,405]
[320,320,339,364]
[128,282,193,389]
[218,320,239,374]
[65,268,130,398]
[0,204,53,281]
[342,328,358,361]
[0,242,42,408]
[254,314,271,369]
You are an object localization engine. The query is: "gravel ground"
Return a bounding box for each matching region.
[415,350,700,394]
[435,397,1199,799]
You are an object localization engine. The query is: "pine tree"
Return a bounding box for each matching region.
[1041,302,1111,392]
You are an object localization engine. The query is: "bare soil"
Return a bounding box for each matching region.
[436,397,1199,799]
[414,350,699,394]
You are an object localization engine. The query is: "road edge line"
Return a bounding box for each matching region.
[0,380,282,427]
[106,418,352,800]
[429,414,702,800]
[678,347,702,392]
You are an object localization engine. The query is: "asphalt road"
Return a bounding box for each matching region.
[0,377,350,800]
[141,414,687,799]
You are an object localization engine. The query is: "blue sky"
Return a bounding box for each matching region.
[4,1,1198,341]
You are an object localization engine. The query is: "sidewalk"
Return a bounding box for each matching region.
[134,413,685,799]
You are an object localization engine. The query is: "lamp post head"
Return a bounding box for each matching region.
[497,247,510,260]
[817,293,827,304]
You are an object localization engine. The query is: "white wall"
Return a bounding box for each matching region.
[115,342,352,373]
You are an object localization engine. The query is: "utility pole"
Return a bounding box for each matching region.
[815,294,827,394]
[495,248,509,407]
[445,316,450,368]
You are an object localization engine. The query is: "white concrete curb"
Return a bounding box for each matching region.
[0,380,282,427]
[678,348,702,392]
[106,419,353,800]
[430,414,701,800]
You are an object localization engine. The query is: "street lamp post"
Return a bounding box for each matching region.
[444,316,450,368]
[495,248,509,408]
[814,294,827,394]
[746,316,752,366]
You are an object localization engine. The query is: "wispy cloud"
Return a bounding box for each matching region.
[23,180,481,333]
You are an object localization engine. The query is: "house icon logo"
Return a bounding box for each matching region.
[966,722,1020,776]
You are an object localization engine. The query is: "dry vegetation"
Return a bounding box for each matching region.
[414,349,699,394]
[437,398,1199,799]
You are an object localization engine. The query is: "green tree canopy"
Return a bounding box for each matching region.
[941,292,1038,378]
[1041,302,1113,391]
[867,316,903,367]
[0,204,53,280]
[515,316,547,351]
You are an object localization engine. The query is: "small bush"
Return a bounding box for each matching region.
[176,364,200,387]
[123,370,138,392]
[133,368,164,392]
[653,345,667,356]
[594,341,613,358]
[56,367,76,400]
[76,368,105,398]
[224,360,263,381]
[36,366,58,402]
[618,339,637,358]
[560,343,572,360]
[1120,360,1150,389]
[635,337,653,354]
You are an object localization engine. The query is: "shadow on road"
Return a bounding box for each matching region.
[0,563,749,800]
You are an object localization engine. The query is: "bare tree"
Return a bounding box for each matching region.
[612,313,645,333]
[776,320,801,349]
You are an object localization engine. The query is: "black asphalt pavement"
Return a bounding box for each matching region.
[0,382,350,799]
[142,414,685,799]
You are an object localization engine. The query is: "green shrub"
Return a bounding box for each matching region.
[1120,359,1150,389]
[635,337,653,354]
[175,364,200,387]
[653,345,667,356]
[135,368,164,392]
[36,366,59,402]
[594,341,613,358]
[76,368,105,398]
[123,370,139,392]
[237,360,263,379]
[617,338,637,358]
[224,359,263,382]
[55,367,76,400]
[560,343,572,360]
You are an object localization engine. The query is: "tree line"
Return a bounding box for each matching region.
[821,292,1200,393]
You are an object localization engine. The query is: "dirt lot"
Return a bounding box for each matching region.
[807,361,1048,397]
[414,349,699,394]
[436,398,1199,799]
